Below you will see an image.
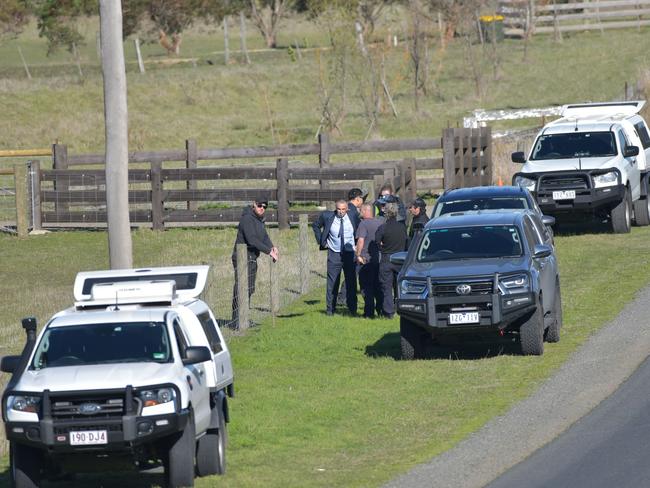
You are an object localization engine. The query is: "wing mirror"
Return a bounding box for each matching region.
[541,215,556,227]
[182,346,212,365]
[389,251,408,266]
[1,356,21,374]
[624,145,639,158]
[511,152,526,164]
[533,244,553,259]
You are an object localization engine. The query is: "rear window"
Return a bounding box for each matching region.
[417,225,523,262]
[634,121,650,149]
[434,197,528,217]
[531,132,616,160]
[196,311,222,353]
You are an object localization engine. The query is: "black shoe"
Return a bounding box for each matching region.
[326,310,334,316]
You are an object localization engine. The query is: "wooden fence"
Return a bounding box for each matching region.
[498,0,650,37]
[12,127,491,231]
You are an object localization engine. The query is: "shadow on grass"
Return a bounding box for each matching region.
[365,333,523,361]
[0,468,165,488]
[554,219,613,236]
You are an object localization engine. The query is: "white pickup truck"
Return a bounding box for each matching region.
[512,101,650,232]
[1,266,233,488]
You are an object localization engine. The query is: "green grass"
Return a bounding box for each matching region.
[1,226,650,486]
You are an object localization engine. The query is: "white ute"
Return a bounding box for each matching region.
[512,101,650,232]
[1,266,234,488]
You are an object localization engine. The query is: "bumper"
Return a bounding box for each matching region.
[5,410,189,453]
[397,292,536,334]
[536,184,625,214]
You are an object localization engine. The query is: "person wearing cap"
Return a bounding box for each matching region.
[374,183,406,222]
[408,197,429,240]
[312,199,359,316]
[231,198,279,329]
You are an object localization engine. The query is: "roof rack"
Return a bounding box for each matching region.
[561,101,645,119]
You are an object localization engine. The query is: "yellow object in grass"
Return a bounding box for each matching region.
[479,15,505,22]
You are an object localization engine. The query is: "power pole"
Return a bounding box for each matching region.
[99,0,133,269]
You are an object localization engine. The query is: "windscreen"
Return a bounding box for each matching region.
[530,131,616,160]
[417,225,523,262]
[434,197,528,217]
[31,321,172,369]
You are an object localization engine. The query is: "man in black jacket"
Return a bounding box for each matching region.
[231,198,279,329]
[376,202,407,319]
[312,200,360,316]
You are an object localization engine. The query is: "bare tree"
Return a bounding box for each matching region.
[99,0,133,269]
[249,0,294,48]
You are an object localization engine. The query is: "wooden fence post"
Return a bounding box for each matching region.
[28,160,42,231]
[150,161,164,230]
[52,143,68,215]
[14,162,29,237]
[186,139,197,211]
[276,157,289,230]
[442,128,456,190]
[400,158,417,203]
[299,214,310,294]
[236,243,250,331]
[483,126,493,186]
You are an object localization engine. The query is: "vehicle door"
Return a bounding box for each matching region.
[171,316,211,433]
[632,119,650,169]
[618,127,641,200]
[195,308,234,391]
[523,216,555,315]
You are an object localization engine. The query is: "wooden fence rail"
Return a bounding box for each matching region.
[12,128,491,230]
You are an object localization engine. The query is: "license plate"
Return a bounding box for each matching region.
[552,190,576,200]
[449,312,480,325]
[69,430,107,446]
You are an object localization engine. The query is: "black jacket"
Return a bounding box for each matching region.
[312,210,360,250]
[232,206,273,258]
[409,212,429,239]
[376,217,407,255]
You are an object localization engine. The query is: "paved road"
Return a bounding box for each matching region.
[486,355,650,488]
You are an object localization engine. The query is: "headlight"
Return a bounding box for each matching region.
[138,388,175,408]
[514,175,536,191]
[498,274,530,295]
[400,280,428,297]
[8,395,41,413]
[593,171,618,188]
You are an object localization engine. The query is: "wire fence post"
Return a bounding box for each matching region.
[28,160,42,231]
[269,255,279,322]
[236,243,250,331]
[299,214,310,294]
[14,162,29,237]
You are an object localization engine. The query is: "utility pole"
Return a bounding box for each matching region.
[99,0,133,269]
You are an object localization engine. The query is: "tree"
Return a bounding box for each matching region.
[248,0,294,48]
[0,0,29,40]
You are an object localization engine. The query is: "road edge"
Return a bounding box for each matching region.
[384,285,650,488]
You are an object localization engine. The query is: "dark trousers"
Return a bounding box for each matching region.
[359,261,382,318]
[326,249,357,314]
[379,256,401,316]
[231,254,258,325]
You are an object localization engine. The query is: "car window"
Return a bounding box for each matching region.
[523,218,540,249]
[196,311,222,353]
[435,197,528,216]
[634,121,650,149]
[173,318,188,358]
[417,225,523,262]
[618,128,630,153]
[530,214,550,243]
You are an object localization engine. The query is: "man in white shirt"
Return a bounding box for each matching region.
[312,199,359,315]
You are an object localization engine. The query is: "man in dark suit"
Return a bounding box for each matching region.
[312,199,360,316]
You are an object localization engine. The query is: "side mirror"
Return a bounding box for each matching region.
[541,215,556,227]
[511,152,526,164]
[182,346,212,366]
[624,145,639,158]
[1,356,21,374]
[390,251,408,266]
[533,244,553,259]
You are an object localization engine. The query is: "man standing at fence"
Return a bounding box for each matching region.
[355,203,384,318]
[231,198,279,329]
[376,202,407,319]
[312,199,359,316]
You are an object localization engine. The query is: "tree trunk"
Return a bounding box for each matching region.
[99,0,133,269]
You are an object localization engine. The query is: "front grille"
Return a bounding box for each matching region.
[539,174,589,191]
[436,302,493,313]
[433,280,493,296]
[54,423,123,435]
[51,394,135,420]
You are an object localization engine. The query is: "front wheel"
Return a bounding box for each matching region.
[165,414,196,487]
[611,188,632,233]
[400,317,428,360]
[11,442,42,488]
[519,301,544,356]
[633,197,650,226]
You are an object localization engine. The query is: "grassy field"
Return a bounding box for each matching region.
[1,225,650,487]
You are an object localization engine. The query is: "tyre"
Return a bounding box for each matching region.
[519,300,544,356]
[544,281,562,343]
[11,442,42,488]
[633,197,650,226]
[196,408,227,477]
[166,414,196,488]
[611,188,632,233]
[400,317,427,360]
